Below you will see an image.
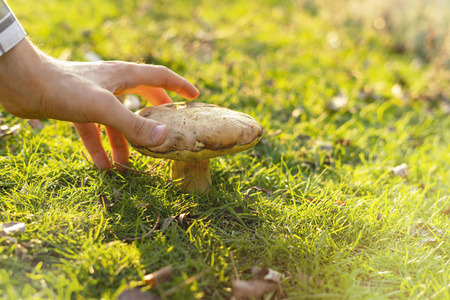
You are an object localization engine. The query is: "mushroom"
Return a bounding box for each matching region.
[130,102,263,193]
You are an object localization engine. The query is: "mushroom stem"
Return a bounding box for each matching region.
[170,159,211,193]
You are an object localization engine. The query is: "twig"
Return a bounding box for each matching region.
[230,251,240,280]
[113,215,160,241]
[266,129,282,138]
[113,161,156,176]
[162,268,210,297]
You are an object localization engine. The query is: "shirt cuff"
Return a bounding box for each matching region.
[0,2,26,56]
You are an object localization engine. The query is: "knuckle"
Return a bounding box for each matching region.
[133,117,148,137]
[153,65,172,86]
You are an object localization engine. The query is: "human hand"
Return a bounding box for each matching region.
[0,38,200,170]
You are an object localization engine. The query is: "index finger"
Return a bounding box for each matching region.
[119,63,200,100]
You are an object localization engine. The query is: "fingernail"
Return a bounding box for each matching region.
[151,124,166,145]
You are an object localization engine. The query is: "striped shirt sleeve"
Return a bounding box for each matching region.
[0,0,26,56]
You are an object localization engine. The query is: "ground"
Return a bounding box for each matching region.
[1,0,449,299]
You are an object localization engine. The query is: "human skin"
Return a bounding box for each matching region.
[0,38,200,170]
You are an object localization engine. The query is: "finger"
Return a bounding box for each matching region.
[95,95,168,147]
[117,64,200,100]
[127,86,173,106]
[105,126,129,172]
[73,123,112,170]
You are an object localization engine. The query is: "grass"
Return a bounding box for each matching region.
[1,0,450,299]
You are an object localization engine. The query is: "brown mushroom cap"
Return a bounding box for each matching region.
[130,102,263,162]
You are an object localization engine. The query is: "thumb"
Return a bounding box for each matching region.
[101,103,168,147]
[127,113,168,147]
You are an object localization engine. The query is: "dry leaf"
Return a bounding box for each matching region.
[334,200,346,208]
[0,222,26,236]
[161,216,175,230]
[80,177,89,188]
[231,280,277,300]
[99,194,114,208]
[137,203,151,209]
[420,238,437,245]
[327,31,340,49]
[409,222,444,240]
[161,213,189,230]
[27,119,44,129]
[118,288,160,300]
[112,187,120,202]
[334,139,351,147]
[315,140,333,151]
[143,265,173,287]
[250,186,273,196]
[176,213,189,229]
[291,106,304,119]
[251,267,283,284]
[391,83,406,99]
[442,208,450,215]
[0,124,21,138]
[391,163,408,178]
[328,94,348,111]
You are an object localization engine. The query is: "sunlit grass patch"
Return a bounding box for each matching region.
[2,0,450,299]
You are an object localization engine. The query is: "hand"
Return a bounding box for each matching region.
[0,38,200,170]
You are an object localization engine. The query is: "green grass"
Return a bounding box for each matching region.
[2,0,450,299]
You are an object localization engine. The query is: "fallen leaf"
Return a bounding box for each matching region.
[99,194,114,208]
[80,177,89,188]
[442,208,450,215]
[231,280,277,300]
[291,106,304,119]
[113,161,158,176]
[176,213,189,229]
[161,213,190,230]
[391,163,408,178]
[297,134,311,141]
[328,94,348,111]
[0,222,26,236]
[334,139,351,147]
[0,124,21,138]
[334,200,346,207]
[377,213,383,221]
[161,216,175,230]
[137,203,152,209]
[251,267,283,284]
[420,238,437,245]
[266,129,282,138]
[117,288,160,300]
[143,265,172,287]
[409,221,444,239]
[391,83,406,99]
[327,31,341,49]
[315,140,333,151]
[112,187,120,202]
[27,119,44,129]
[250,186,273,195]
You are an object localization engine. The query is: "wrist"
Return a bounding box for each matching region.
[0,38,47,119]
